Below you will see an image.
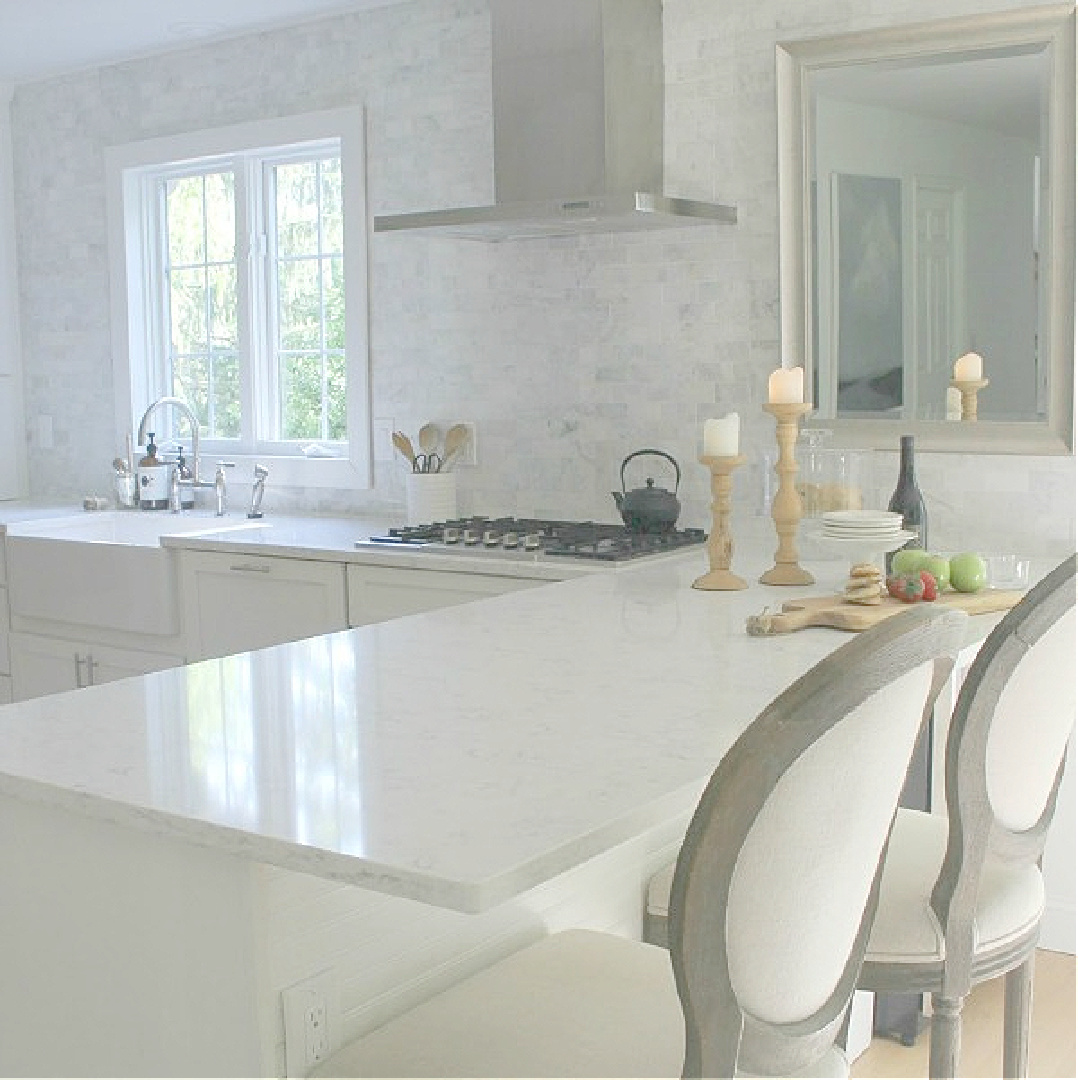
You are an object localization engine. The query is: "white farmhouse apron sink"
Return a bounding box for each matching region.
[5,511,268,635]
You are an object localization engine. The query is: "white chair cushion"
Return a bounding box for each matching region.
[864,809,1045,965]
[311,929,849,1078]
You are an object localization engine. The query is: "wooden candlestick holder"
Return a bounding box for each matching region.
[950,377,989,421]
[693,454,747,591]
[760,401,815,586]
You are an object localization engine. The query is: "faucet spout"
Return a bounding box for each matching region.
[137,397,201,483]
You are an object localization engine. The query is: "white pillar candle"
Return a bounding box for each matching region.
[953,351,983,381]
[768,365,804,404]
[704,412,740,456]
[945,386,962,421]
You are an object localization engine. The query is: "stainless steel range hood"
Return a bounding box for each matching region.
[374,0,736,241]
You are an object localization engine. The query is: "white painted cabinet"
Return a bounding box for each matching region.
[346,563,547,626]
[8,632,181,700]
[180,550,348,661]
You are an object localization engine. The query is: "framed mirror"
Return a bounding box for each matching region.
[777,5,1075,453]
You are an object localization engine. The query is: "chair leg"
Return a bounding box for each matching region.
[1003,955,1035,1079]
[929,993,964,1080]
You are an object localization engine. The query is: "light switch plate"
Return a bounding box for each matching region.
[456,421,477,467]
[373,417,395,463]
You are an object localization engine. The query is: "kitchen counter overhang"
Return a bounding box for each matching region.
[0,548,1004,913]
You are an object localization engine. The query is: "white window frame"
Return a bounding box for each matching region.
[105,106,371,490]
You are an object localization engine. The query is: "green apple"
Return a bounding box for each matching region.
[921,554,951,591]
[950,552,987,593]
[891,548,928,575]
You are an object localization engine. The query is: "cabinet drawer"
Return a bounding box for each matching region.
[9,632,182,701]
[181,551,348,661]
[347,563,545,627]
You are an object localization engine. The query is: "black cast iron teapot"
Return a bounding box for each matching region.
[612,449,681,533]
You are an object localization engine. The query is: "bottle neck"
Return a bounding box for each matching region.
[898,438,917,481]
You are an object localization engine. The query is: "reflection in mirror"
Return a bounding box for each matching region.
[777,6,1075,453]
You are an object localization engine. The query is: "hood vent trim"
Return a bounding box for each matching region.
[374,0,736,241]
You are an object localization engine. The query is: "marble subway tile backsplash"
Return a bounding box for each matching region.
[8,0,1074,557]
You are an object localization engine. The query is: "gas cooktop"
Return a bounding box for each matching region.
[357,516,707,563]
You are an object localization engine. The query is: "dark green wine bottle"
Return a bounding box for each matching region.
[886,436,928,571]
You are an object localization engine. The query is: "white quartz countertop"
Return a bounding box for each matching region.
[0,543,1007,912]
[0,504,614,580]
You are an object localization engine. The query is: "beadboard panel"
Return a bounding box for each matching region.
[255,815,689,1070]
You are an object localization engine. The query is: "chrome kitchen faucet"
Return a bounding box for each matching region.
[137,397,202,482]
[137,396,231,509]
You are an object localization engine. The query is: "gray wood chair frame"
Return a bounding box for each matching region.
[669,604,966,1078]
[857,553,1077,1080]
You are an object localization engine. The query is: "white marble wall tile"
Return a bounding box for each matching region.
[7,0,1074,555]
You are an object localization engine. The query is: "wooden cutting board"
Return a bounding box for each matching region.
[746,589,1024,635]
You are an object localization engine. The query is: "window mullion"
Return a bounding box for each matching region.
[233,156,258,452]
[259,158,281,443]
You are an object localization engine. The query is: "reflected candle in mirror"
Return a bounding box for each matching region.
[768,365,804,404]
[704,412,740,456]
[953,351,984,381]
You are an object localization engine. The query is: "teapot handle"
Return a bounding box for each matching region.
[620,449,680,493]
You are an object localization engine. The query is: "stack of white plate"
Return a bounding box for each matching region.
[819,510,905,540]
[812,510,917,556]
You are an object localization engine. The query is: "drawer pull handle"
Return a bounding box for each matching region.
[229,563,272,574]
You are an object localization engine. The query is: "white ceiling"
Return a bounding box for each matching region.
[0,0,409,84]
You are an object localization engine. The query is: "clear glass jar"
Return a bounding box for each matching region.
[762,430,869,518]
[798,445,867,518]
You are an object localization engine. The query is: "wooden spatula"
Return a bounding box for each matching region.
[392,430,416,469]
[441,424,470,469]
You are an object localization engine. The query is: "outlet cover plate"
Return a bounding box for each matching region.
[282,968,340,1077]
[457,421,477,467]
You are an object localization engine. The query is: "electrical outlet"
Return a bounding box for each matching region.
[373,416,395,463]
[456,421,477,466]
[282,968,339,1077]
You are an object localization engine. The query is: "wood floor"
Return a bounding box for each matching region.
[852,949,1076,1079]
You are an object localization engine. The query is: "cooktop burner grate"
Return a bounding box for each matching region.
[365,517,706,562]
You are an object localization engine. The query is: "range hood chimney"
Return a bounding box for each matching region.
[374,0,736,241]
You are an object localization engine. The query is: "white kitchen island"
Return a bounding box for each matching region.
[0,548,1006,1076]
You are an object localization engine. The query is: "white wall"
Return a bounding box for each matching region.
[0,82,27,499]
[4,0,1074,556]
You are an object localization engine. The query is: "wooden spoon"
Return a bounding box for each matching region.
[392,430,417,469]
[441,423,470,470]
[417,422,441,455]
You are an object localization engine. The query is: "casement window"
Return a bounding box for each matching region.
[106,107,370,488]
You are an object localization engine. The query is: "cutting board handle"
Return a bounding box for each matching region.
[746,606,817,635]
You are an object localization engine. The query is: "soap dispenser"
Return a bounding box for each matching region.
[137,433,170,510]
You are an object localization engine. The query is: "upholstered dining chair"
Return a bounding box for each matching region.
[312,605,966,1079]
[855,553,1076,1080]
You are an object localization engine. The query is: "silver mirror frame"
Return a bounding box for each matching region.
[777,4,1075,454]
